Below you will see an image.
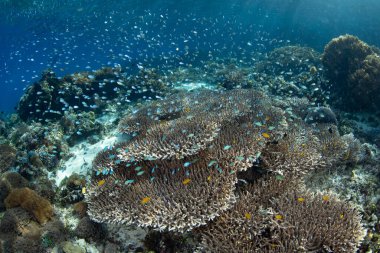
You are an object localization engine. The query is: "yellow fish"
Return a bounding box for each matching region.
[322,195,330,202]
[340,213,344,219]
[275,214,283,221]
[98,179,106,187]
[262,132,270,139]
[81,187,86,194]
[141,196,151,204]
[207,175,212,181]
[182,178,191,185]
[183,107,191,113]
[297,197,305,203]
[244,213,252,219]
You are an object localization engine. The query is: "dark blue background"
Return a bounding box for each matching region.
[1,0,380,114]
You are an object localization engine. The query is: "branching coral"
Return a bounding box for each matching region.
[260,127,326,176]
[87,153,238,232]
[197,176,365,253]
[86,88,364,247]
[87,89,288,232]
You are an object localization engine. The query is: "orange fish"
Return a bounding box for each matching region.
[245,213,252,219]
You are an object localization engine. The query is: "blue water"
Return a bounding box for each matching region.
[1,0,380,114]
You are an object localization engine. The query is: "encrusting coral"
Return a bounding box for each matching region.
[4,187,54,224]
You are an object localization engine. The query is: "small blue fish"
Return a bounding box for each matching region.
[208,160,217,167]
[223,145,232,150]
[186,170,190,176]
[125,179,134,185]
[184,162,191,167]
[150,177,155,182]
[137,171,145,176]
[236,156,244,161]
[135,166,142,171]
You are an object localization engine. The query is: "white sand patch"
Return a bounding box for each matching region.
[54,134,118,186]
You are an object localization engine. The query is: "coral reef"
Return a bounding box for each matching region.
[86,88,364,243]
[322,34,380,112]
[322,35,373,86]
[215,64,252,89]
[254,46,327,104]
[197,176,365,252]
[305,106,338,125]
[74,216,104,241]
[348,54,380,111]
[58,173,86,205]
[61,111,103,146]
[0,143,17,173]
[0,172,29,211]
[5,187,54,224]
[4,45,380,251]
[17,67,170,122]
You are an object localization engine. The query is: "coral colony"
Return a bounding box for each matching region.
[0,35,380,252]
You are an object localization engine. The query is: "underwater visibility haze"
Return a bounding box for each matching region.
[0,0,380,252]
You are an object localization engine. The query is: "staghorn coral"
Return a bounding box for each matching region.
[87,89,288,232]
[87,153,238,232]
[260,127,327,176]
[86,88,362,239]
[197,176,365,253]
[5,187,54,224]
[270,189,365,252]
